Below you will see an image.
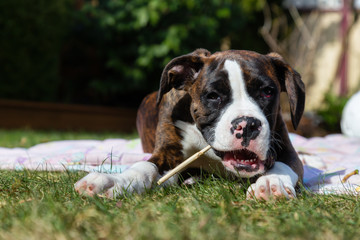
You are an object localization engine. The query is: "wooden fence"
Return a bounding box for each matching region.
[0,99,138,133]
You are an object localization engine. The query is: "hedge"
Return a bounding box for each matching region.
[0,0,270,107]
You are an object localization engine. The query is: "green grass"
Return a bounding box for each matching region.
[0,129,360,239]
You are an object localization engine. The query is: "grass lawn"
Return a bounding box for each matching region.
[0,128,359,239]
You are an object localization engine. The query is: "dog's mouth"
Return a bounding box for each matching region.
[214,149,265,174]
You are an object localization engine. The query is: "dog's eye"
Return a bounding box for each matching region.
[260,87,274,98]
[207,92,221,102]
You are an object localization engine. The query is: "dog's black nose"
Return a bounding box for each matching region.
[230,116,262,147]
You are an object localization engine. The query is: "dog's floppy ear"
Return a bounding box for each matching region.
[267,53,305,130]
[156,49,211,104]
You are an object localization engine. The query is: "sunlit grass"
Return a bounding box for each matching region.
[0,129,359,239]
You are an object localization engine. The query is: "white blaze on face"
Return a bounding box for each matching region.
[212,60,270,160]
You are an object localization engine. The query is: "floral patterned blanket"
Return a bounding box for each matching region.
[1,134,359,194]
[290,134,360,194]
[0,139,151,173]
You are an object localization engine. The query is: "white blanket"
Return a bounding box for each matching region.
[1,134,359,194]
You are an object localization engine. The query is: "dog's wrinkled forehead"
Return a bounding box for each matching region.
[202,50,279,88]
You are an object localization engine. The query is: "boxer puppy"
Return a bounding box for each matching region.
[75,49,305,200]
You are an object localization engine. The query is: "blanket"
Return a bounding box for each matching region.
[0,139,151,173]
[1,134,359,195]
[290,134,360,194]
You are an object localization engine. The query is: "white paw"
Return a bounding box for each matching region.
[246,175,296,200]
[74,172,116,197]
[246,162,298,201]
[74,161,158,198]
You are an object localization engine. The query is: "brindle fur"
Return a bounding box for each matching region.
[136,49,304,183]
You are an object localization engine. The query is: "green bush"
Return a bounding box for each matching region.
[317,93,349,133]
[76,0,268,104]
[0,0,269,106]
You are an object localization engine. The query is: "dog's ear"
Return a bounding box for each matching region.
[267,52,305,130]
[156,49,211,104]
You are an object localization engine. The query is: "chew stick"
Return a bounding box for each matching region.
[157,145,212,185]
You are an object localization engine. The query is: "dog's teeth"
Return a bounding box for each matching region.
[245,160,249,163]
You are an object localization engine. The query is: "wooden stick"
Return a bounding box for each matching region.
[157,145,212,185]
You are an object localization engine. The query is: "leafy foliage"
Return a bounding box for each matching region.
[0,0,269,106]
[317,93,349,133]
[75,0,267,101]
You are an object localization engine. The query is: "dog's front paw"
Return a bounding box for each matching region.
[246,162,298,201]
[74,172,115,197]
[74,161,159,198]
[246,175,296,200]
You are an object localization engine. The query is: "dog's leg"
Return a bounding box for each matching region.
[75,107,186,198]
[246,118,303,200]
[246,161,298,200]
[75,90,189,198]
[74,161,159,198]
[74,150,184,198]
[136,91,159,153]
